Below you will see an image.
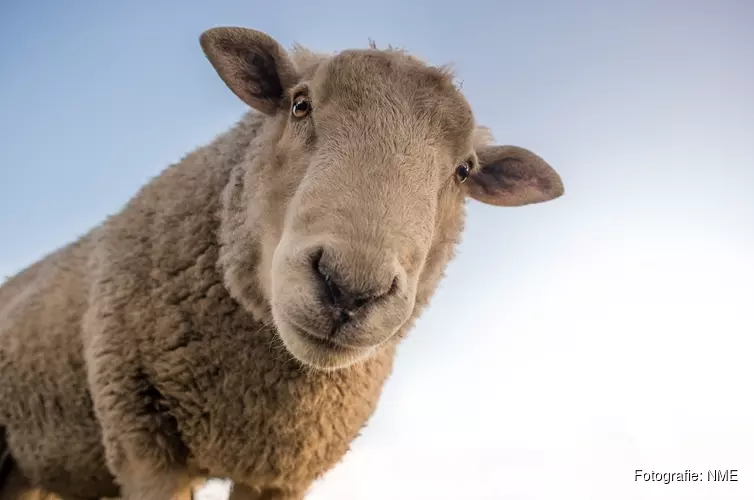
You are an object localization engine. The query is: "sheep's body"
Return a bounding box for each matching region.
[0,112,394,499]
[0,26,565,499]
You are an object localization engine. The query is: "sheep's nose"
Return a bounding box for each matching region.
[311,248,399,322]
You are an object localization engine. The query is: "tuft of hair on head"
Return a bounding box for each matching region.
[288,42,330,75]
[473,126,496,148]
[433,62,457,85]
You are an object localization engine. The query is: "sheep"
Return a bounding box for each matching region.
[0,26,565,500]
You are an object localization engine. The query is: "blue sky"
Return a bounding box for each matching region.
[1,1,753,499]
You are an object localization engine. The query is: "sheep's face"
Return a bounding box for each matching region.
[202,27,564,371]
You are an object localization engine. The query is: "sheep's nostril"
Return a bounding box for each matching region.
[313,256,342,305]
[310,247,404,326]
[312,255,382,315]
[310,248,324,273]
[351,295,371,309]
[322,271,343,304]
[388,276,399,297]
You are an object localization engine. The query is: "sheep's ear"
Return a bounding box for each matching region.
[464,145,564,206]
[200,27,299,115]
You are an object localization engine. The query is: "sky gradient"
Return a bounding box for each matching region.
[1,1,753,499]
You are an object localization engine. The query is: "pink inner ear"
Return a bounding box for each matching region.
[467,146,564,207]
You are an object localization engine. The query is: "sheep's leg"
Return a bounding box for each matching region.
[172,485,196,500]
[118,480,189,500]
[227,483,261,499]
[84,317,195,500]
[227,483,305,500]
[0,470,95,500]
[113,466,193,500]
[0,468,88,500]
[119,476,199,500]
[0,466,34,500]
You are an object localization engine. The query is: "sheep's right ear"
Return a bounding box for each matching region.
[200,27,299,115]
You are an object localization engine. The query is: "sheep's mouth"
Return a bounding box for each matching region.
[277,308,363,352]
[295,326,359,353]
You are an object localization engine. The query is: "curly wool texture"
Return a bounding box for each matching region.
[0,27,561,499]
[0,86,467,500]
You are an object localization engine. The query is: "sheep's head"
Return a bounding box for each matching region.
[202,27,564,371]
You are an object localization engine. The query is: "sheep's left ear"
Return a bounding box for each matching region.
[464,145,565,206]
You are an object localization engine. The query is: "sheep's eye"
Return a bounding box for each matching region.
[291,95,311,119]
[455,162,471,183]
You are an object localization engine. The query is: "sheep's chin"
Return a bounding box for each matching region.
[274,320,377,372]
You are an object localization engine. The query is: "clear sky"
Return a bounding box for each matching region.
[1,1,753,499]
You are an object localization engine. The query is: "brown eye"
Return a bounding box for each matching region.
[455,162,471,183]
[291,95,311,118]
